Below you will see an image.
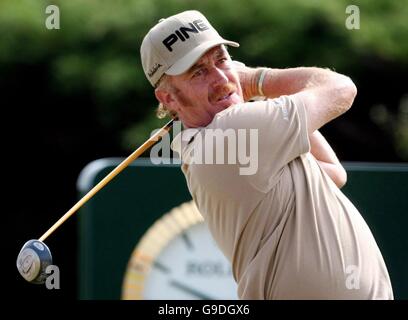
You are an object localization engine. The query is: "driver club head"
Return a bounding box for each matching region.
[16,239,53,284]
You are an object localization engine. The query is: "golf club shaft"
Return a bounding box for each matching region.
[39,118,176,242]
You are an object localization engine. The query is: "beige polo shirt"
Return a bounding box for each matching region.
[171,95,393,299]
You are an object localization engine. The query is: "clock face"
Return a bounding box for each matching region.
[144,222,237,299]
[121,201,238,300]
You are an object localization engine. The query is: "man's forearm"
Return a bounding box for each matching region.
[238,64,351,100]
[261,67,339,98]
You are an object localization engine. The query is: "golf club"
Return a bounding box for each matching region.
[17,118,176,284]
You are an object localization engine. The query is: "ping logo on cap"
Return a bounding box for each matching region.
[162,19,209,52]
[141,10,239,87]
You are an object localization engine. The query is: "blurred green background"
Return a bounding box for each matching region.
[7,0,407,299]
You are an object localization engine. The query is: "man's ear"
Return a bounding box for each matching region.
[155,88,176,111]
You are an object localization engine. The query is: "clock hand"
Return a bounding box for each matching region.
[169,280,215,300]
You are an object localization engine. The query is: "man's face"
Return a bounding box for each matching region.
[156,45,244,128]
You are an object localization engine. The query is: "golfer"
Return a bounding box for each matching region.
[140,10,393,299]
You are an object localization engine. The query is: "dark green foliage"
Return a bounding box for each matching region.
[2,0,407,158]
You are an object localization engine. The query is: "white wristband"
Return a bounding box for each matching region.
[257,68,268,97]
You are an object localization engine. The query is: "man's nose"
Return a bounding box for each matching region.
[210,67,229,86]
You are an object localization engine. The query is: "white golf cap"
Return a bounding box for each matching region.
[141,10,239,87]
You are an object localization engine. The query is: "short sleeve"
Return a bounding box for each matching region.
[212,95,310,193]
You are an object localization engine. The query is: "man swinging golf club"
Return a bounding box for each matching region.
[140,10,393,299]
[17,9,393,300]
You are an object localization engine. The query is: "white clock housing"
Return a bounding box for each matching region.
[122,201,238,300]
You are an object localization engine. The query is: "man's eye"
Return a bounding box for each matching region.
[218,58,231,67]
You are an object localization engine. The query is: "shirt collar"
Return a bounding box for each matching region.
[171,127,202,156]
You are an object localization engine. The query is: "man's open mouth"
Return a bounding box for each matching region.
[217,92,233,102]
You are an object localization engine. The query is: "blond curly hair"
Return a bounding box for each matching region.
[155,75,177,119]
